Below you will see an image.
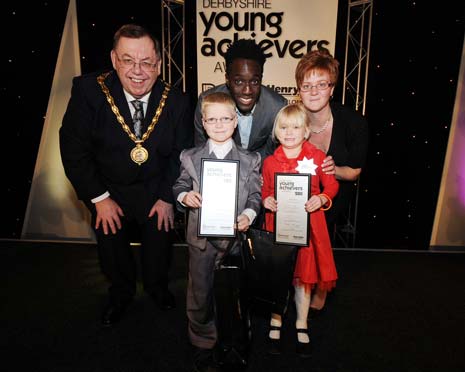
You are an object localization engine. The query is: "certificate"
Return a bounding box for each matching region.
[274,173,310,246]
[198,159,239,237]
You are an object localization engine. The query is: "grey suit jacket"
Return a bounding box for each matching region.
[193,84,288,161]
[173,141,261,250]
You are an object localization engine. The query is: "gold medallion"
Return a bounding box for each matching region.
[97,72,171,166]
[130,144,149,165]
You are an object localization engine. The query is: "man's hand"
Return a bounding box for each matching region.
[95,197,124,235]
[149,199,174,232]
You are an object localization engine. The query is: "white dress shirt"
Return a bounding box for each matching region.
[91,91,151,204]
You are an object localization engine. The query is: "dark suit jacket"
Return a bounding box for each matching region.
[172,141,261,250]
[60,71,193,222]
[193,84,287,161]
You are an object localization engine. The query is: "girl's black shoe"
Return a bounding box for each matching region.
[296,328,312,358]
[267,325,282,355]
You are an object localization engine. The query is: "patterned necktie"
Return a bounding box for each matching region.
[131,100,144,139]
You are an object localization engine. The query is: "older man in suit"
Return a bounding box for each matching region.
[60,24,193,327]
[194,39,288,162]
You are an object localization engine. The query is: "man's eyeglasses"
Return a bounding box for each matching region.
[300,81,333,92]
[116,55,159,72]
[203,117,235,125]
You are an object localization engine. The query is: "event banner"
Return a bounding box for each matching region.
[196,0,339,103]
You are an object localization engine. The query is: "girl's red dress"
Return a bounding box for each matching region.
[262,141,339,291]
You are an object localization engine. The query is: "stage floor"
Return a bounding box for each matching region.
[1,240,464,372]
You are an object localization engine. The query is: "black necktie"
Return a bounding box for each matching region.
[131,100,144,139]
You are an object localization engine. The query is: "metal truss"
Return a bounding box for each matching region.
[342,0,373,114]
[161,0,186,91]
[336,0,373,248]
[160,0,373,247]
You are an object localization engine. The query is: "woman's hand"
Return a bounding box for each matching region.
[321,155,336,175]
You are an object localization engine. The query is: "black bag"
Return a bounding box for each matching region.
[243,228,299,315]
[213,251,250,370]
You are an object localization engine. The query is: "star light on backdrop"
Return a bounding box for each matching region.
[0,1,463,249]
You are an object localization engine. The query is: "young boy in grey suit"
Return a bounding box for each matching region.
[173,92,261,372]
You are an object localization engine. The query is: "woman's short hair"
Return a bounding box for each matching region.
[295,49,339,89]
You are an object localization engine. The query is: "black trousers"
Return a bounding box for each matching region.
[93,214,172,305]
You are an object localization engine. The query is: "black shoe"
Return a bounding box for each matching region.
[266,325,282,355]
[193,361,220,372]
[215,344,248,370]
[193,358,221,372]
[307,306,324,319]
[192,347,219,372]
[101,301,129,327]
[151,288,176,310]
[267,338,281,355]
[296,328,312,358]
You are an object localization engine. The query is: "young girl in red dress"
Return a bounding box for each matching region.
[261,103,339,357]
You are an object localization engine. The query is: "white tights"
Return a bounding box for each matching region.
[294,285,310,343]
[269,285,311,343]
